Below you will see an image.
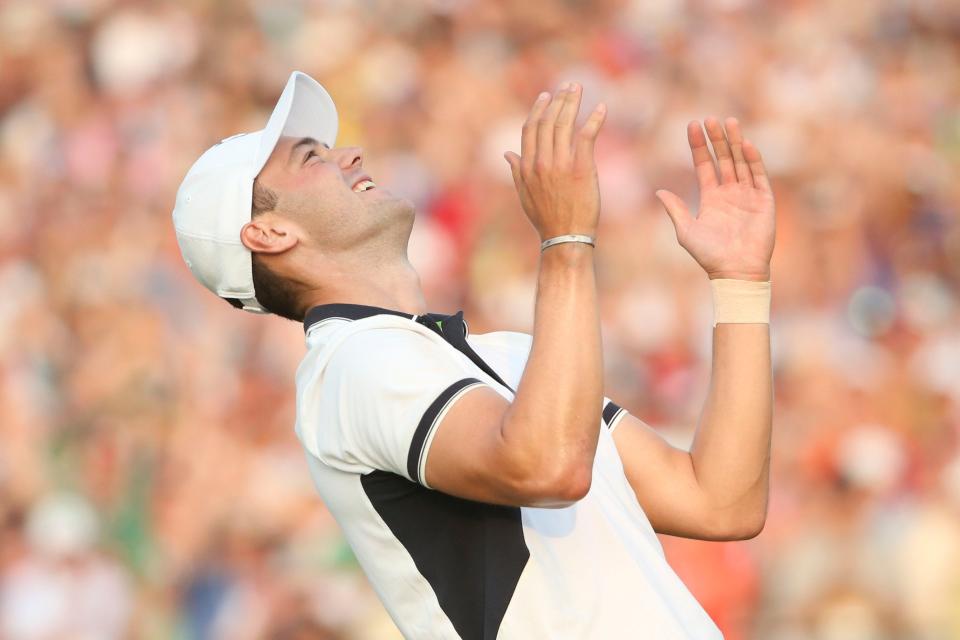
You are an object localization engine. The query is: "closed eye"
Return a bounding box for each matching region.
[302,142,330,166]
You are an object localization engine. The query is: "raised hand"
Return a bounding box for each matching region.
[655,118,775,281]
[504,82,607,242]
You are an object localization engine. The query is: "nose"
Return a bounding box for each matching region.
[333,146,363,171]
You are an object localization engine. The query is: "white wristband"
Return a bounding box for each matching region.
[710,278,771,326]
[541,234,595,252]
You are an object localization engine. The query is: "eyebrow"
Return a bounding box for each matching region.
[289,137,319,164]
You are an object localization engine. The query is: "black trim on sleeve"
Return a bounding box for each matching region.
[602,399,626,429]
[407,377,485,484]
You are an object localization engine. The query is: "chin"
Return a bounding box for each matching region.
[377,190,415,219]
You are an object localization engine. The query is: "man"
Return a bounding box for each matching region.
[173,71,775,639]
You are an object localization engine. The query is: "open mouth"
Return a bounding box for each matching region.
[352,179,376,193]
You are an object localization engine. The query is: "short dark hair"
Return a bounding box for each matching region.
[226,179,307,322]
[252,178,279,216]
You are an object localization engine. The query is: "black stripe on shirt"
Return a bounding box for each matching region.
[407,377,485,484]
[360,471,529,640]
[602,399,626,429]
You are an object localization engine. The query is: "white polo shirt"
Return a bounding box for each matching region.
[294,303,723,640]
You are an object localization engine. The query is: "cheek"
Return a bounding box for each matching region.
[289,182,359,231]
[290,163,341,190]
[286,170,355,210]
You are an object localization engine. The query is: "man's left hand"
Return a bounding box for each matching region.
[655,117,775,282]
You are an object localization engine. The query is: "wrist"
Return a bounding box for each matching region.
[539,241,595,268]
[541,233,595,253]
[539,227,596,241]
[710,278,771,326]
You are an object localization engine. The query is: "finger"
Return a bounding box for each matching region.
[554,82,582,166]
[655,189,693,240]
[687,121,718,190]
[742,140,771,192]
[521,92,551,171]
[704,117,737,185]
[537,83,570,169]
[573,102,607,174]
[724,117,752,187]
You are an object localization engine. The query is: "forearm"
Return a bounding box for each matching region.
[502,242,603,488]
[496,80,606,497]
[650,114,775,535]
[689,316,772,528]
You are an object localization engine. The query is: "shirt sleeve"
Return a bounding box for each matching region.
[602,396,629,433]
[308,327,492,488]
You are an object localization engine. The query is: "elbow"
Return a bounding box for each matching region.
[499,423,595,507]
[728,514,766,540]
[554,463,593,503]
[705,482,770,540]
[718,507,767,540]
[517,461,593,508]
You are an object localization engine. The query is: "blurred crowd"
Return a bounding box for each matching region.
[1,0,959,638]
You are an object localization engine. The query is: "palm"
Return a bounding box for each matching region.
[656,118,776,281]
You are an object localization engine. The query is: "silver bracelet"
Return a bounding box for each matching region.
[540,234,596,252]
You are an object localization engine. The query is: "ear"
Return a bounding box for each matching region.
[240,214,299,255]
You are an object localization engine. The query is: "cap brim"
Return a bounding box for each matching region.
[254,71,339,174]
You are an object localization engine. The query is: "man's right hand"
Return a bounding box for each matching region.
[504,82,607,242]
[422,83,605,509]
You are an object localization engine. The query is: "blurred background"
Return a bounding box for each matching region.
[1,0,959,638]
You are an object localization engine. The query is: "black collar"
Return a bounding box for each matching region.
[303,303,415,334]
[303,302,511,393]
[303,303,469,337]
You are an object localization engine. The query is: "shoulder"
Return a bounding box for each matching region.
[326,319,483,384]
[324,326,436,374]
[467,329,533,363]
[468,329,532,351]
[308,316,447,360]
[463,330,533,391]
[299,317,446,386]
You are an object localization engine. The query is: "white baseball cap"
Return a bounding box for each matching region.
[172,71,339,313]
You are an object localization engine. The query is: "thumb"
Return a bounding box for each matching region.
[504,151,522,184]
[573,103,606,174]
[655,189,692,240]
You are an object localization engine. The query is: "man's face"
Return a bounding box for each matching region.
[254,135,413,253]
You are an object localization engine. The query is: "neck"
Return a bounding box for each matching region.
[298,254,428,317]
